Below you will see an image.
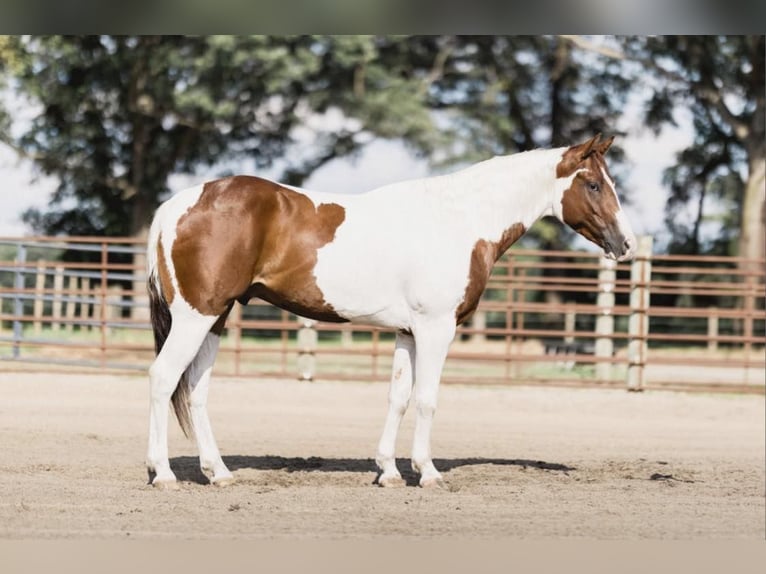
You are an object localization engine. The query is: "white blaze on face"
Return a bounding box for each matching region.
[601,167,637,260]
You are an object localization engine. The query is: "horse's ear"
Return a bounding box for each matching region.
[596,135,615,155]
[558,134,601,176]
[571,134,600,161]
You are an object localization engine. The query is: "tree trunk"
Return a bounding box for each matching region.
[549,37,570,149]
[740,36,765,269]
[739,151,765,267]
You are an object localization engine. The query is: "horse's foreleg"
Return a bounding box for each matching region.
[188,332,234,486]
[146,310,217,489]
[375,332,416,487]
[410,317,456,488]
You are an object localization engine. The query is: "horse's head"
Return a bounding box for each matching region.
[554,134,636,262]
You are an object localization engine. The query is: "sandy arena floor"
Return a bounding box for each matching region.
[0,372,763,540]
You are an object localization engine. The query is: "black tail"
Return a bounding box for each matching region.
[148,278,194,437]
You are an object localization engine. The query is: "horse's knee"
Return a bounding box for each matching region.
[389,385,411,412]
[148,360,179,400]
[414,391,437,416]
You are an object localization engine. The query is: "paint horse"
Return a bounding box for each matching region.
[145,134,636,489]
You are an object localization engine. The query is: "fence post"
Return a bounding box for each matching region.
[297,318,317,381]
[564,305,576,344]
[596,257,616,381]
[627,235,653,391]
[12,243,27,359]
[340,327,353,347]
[51,265,64,332]
[99,241,108,365]
[33,261,46,335]
[131,245,150,322]
[472,308,487,343]
[228,302,242,376]
[65,275,78,333]
[79,277,91,329]
[707,307,718,352]
[105,285,122,336]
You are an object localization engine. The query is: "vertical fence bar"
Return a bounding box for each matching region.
[33,261,45,335]
[80,277,92,329]
[12,242,27,359]
[742,268,757,385]
[340,324,353,347]
[564,305,576,344]
[297,319,317,381]
[229,303,242,376]
[472,308,487,343]
[100,241,108,367]
[743,272,755,360]
[51,265,64,332]
[131,243,150,322]
[506,253,516,379]
[707,307,718,352]
[372,329,380,379]
[106,285,122,335]
[281,309,289,375]
[65,275,77,333]
[596,257,616,381]
[627,236,653,391]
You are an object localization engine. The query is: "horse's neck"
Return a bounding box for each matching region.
[425,147,563,239]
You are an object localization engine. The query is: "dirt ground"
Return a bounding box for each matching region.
[0,371,763,540]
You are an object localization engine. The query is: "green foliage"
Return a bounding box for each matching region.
[621,35,765,258]
[4,34,760,259]
[422,36,632,250]
[2,35,444,237]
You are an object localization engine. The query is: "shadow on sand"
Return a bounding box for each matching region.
[168,455,575,486]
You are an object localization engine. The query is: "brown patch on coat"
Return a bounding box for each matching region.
[171,176,348,323]
[156,232,175,305]
[455,222,526,325]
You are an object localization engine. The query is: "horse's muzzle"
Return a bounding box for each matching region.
[604,232,637,262]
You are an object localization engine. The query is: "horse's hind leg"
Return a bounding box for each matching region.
[375,332,416,487]
[188,330,234,486]
[147,307,218,488]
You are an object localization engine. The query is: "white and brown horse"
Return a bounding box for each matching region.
[145,134,636,489]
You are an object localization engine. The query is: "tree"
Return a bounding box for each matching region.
[619,35,765,261]
[424,35,633,251]
[0,35,444,238]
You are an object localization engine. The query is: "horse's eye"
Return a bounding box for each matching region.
[588,182,600,193]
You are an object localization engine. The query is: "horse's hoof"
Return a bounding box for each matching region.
[378,476,406,488]
[152,479,180,491]
[212,476,236,488]
[420,477,446,489]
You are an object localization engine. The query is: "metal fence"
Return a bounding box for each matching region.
[1,235,764,393]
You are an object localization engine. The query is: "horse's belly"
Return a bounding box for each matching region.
[314,241,471,330]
